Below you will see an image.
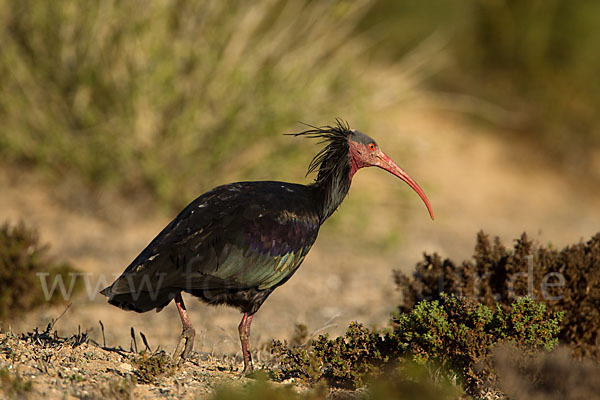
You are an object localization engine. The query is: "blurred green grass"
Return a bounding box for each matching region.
[1,0,599,214]
[0,0,373,210]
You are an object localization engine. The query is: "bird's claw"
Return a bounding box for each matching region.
[173,326,195,364]
[238,364,254,379]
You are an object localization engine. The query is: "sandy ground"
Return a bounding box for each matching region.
[2,107,599,366]
[0,329,243,399]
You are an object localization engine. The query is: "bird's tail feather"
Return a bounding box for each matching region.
[100,284,174,313]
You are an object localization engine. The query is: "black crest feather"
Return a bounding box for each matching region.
[288,119,352,185]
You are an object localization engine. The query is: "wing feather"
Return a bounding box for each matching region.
[106,181,320,297]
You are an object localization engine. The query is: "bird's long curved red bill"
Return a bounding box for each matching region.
[376,152,435,220]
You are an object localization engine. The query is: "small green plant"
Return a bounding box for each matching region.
[0,221,81,321]
[131,351,175,385]
[68,373,83,383]
[0,367,33,399]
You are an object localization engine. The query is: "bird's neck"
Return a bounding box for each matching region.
[311,160,352,223]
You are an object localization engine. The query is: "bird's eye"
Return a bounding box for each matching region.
[368,143,375,151]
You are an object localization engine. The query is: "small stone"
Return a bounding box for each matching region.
[119,362,132,372]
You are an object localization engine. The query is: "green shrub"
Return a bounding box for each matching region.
[393,294,561,392]
[270,294,561,395]
[395,231,600,361]
[0,222,80,321]
[271,321,397,389]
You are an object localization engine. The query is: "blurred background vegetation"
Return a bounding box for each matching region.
[1,0,599,210]
[0,0,374,211]
[363,0,600,167]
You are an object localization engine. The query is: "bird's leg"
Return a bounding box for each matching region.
[173,293,195,363]
[238,313,254,374]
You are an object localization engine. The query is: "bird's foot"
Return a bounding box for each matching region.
[238,363,254,378]
[173,326,195,364]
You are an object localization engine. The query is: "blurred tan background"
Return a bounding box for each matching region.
[1,0,599,357]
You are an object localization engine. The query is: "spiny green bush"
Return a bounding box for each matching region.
[0,0,373,210]
[0,222,80,321]
[270,294,561,395]
[395,231,600,361]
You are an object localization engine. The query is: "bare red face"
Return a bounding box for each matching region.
[348,133,434,220]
